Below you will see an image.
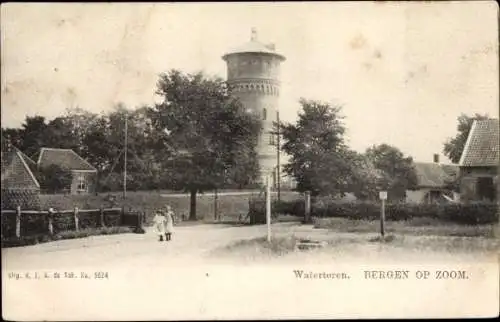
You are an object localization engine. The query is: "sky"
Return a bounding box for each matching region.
[1,2,498,164]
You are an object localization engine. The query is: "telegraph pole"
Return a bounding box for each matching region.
[276,111,281,202]
[123,112,128,199]
[266,174,272,242]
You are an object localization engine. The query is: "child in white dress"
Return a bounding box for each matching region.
[164,206,175,241]
[152,211,167,242]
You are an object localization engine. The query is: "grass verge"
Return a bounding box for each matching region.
[215,236,299,258]
[1,226,136,248]
[313,217,496,238]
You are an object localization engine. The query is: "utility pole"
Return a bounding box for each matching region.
[266,174,271,242]
[276,110,281,202]
[123,112,128,199]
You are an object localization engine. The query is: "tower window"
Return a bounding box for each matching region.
[269,133,275,145]
[262,108,267,120]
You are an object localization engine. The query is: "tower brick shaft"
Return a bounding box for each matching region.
[222,29,286,183]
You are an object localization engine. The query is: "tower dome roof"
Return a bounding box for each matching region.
[222,28,286,61]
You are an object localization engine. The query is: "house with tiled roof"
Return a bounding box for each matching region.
[459,119,499,201]
[1,137,41,210]
[406,155,459,204]
[36,147,97,195]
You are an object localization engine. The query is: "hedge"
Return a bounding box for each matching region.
[248,197,499,225]
[247,197,306,224]
[1,209,143,241]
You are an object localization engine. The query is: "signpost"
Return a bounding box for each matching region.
[379,191,387,237]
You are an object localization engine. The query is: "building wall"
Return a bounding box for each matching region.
[459,166,497,201]
[405,189,430,204]
[70,171,97,195]
[225,53,283,179]
[406,188,457,204]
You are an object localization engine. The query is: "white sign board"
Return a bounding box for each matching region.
[379,191,387,200]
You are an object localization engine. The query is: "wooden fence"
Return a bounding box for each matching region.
[1,206,144,239]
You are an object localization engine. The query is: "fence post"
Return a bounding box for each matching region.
[136,212,142,230]
[214,189,217,221]
[304,191,311,224]
[120,207,125,226]
[47,210,54,235]
[15,206,21,238]
[74,207,79,231]
[100,207,105,228]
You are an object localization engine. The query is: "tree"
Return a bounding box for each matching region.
[38,164,73,194]
[62,107,100,157]
[280,98,353,196]
[225,148,260,189]
[81,104,162,191]
[363,144,418,201]
[18,115,49,157]
[149,69,261,220]
[43,116,81,151]
[1,127,24,152]
[347,151,386,201]
[443,113,489,163]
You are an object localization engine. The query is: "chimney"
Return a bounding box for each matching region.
[433,154,439,164]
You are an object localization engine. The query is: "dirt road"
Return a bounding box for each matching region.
[2,223,267,270]
[2,223,498,320]
[3,222,496,270]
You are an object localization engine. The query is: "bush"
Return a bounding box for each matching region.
[248,197,268,224]
[38,164,73,194]
[312,200,380,220]
[441,202,498,225]
[248,197,303,224]
[308,199,498,225]
[1,207,143,241]
[78,211,100,229]
[53,212,76,234]
[21,213,49,236]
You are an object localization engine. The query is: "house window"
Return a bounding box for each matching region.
[77,174,88,193]
[477,177,495,201]
[262,108,267,120]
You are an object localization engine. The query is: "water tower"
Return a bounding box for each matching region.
[222,28,286,183]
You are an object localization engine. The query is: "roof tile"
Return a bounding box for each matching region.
[38,148,97,171]
[414,162,458,188]
[460,119,499,167]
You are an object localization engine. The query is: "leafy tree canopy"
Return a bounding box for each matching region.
[149,69,261,219]
[280,98,352,197]
[363,144,418,201]
[443,113,489,163]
